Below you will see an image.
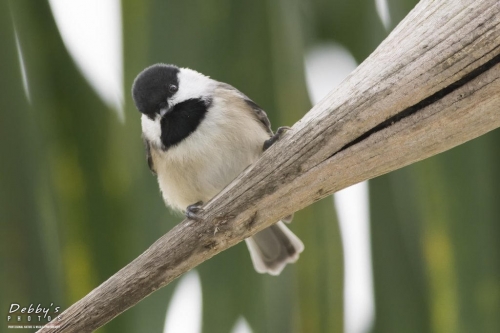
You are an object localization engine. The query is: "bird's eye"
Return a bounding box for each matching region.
[168,84,178,93]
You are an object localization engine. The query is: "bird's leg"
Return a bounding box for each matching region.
[185,201,204,221]
[263,126,291,151]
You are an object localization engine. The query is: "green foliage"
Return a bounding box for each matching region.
[371,134,500,333]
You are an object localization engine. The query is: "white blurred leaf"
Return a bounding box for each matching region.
[48,0,123,117]
[375,0,391,31]
[14,29,30,103]
[304,42,358,105]
[334,183,374,333]
[230,316,253,333]
[163,271,203,333]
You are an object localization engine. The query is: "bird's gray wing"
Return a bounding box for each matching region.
[217,82,273,136]
[142,136,156,174]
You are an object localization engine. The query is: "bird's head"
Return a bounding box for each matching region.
[132,64,214,149]
[132,64,180,120]
[132,63,212,120]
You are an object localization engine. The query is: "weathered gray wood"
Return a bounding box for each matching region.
[38,0,500,331]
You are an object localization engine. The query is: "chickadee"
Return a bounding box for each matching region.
[132,64,304,275]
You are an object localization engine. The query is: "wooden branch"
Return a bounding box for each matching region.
[39,0,500,331]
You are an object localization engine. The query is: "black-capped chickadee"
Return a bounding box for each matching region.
[132,64,304,275]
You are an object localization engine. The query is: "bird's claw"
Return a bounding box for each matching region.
[185,201,204,221]
[263,126,291,151]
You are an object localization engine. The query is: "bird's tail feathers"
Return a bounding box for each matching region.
[245,221,304,275]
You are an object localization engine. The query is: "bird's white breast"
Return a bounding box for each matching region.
[148,89,270,211]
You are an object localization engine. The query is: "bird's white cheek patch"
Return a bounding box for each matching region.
[141,114,162,147]
[171,68,213,105]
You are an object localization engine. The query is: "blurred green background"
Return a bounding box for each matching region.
[1,0,499,332]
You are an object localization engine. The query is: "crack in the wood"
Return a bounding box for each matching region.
[206,13,500,223]
[332,51,500,157]
[212,17,499,214]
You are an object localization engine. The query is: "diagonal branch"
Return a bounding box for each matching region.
[39,0,500,332]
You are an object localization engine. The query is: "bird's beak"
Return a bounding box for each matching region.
[159,105,172,118]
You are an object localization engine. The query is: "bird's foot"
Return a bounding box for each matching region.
[263,126,291,151]
[185,201,204,221]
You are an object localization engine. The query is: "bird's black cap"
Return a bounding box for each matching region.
[132,64,180,118]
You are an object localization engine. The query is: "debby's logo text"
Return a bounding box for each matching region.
[6,303,62,327]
